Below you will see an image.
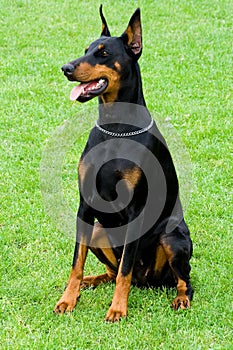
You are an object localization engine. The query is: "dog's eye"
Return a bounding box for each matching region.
[100,50,109,57]
[94,49,110,58]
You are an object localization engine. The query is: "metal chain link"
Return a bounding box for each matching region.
[95,118,154,137]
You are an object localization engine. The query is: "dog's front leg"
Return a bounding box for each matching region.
[54,203,94,314]
[105,214,143,322]
[54,241,88,314]
[105,241,137,322]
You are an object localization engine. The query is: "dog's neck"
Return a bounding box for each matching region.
[97,99,151,135]
[98,62,149,130]
[117,62,146,106]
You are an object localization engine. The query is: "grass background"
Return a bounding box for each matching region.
[1,0,232,349]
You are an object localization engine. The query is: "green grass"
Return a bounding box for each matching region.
[1,0,233,348]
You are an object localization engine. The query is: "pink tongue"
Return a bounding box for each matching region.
[70,83,89,101]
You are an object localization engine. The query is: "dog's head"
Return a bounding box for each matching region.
[62,5,142,103]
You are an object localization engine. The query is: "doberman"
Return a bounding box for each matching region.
[54,5,193,322]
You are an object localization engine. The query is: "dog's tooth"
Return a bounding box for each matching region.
[85,80,105,93]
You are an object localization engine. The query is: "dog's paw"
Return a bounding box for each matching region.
[54,295,79,314]
[171,295,190,310]
[105,305,127,322]
[80,277,95,290]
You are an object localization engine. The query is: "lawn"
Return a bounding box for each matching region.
[1,0,232,349]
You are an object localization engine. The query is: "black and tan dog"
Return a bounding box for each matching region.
[54,6,193,322]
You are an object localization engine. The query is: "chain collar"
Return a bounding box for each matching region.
[95,118,154,137]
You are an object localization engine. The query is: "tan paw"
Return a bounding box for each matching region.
[54,295,79,314]
[105,305,127,322]
[80,278,95,290]
[171,295,190,310]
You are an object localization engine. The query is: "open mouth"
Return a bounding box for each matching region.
[70,78,108,102]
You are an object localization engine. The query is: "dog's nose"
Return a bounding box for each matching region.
[61,63,75,75]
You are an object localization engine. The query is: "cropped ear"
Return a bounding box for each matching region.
[99,5,111,37]
[121,8,142,60]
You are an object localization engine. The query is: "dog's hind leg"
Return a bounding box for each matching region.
[81,267,116,289]
[161,227,193,310]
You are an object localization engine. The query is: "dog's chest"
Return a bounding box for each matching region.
[79,155,141,198]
